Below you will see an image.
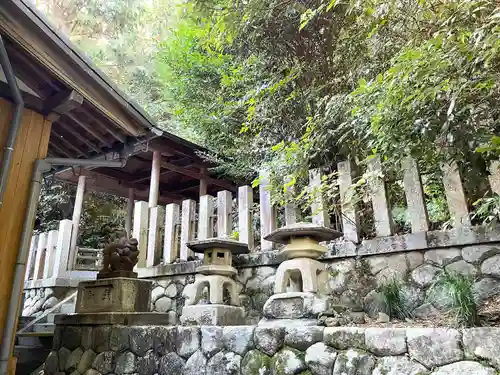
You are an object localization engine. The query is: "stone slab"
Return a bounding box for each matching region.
[264,222,341,244]
[54,312,171,326]
[262,292,329,319]
[186,238,249,254]
[180,305,245,326]
[97,270,138,279]
[75,278,153,313]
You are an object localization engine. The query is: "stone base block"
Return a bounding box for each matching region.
[257,317,319,327]
[75,277,152,313]
[180,305,245,325]
[55,312,172,325]
[262,292,329,319]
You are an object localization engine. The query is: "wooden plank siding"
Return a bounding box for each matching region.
[0,98,51,352]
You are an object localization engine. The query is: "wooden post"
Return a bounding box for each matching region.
[25,235,38,281]
[32,232,47,280]
[217,190,233,238]
[309,169,330,227]
[125,188,135,238]
[489,161,500,195]
[441,161,470,227]
[402,157,429,232]
[284,177,299,226]
[52,220,73,278]
[164,203,180,264]
[149,151,161,208]
[367,156,394,236]
[200,167,208,197]
[238,186,254,250]
[43,230,59,279]
[338,160,360,243]
[146,206,165,267]
[180,199,196,260]
[198,195,215,240]
[133,201,149,268]
[68,175,86,268]
[259,171,277,251]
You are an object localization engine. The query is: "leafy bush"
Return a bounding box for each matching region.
[378,277,413,320]
[428,270,479,327]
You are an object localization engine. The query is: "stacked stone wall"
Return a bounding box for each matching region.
[22,287,76,317]
[144,243,500,325]
[43,324,500,375]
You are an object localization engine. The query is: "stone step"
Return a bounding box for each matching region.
[14,346,50,375]
[32,323,55,333]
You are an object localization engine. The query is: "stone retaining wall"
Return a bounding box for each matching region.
[143,242,500,325]
[42,325,500,375]
[22,287,76,317]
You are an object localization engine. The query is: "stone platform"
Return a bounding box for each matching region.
[180,304,245,326]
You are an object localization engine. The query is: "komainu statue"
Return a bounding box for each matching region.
[97,234,140,279]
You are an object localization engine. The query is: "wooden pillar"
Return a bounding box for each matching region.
[68,174,86,269]
[402,156,429,232]
[198,195,214,240]
[338,160,360,243]
[200,167,208,197]
[367,156,394,236]
[309,169,330,227]
[164,203,180,263]
[133,201,149,268]
[180,199,196,260]
[147,206,165,267]
[0,100,51,362]
[259,171,276,251]
[125,188,134,237]
[149,151,161,208]
[24,236,38,282]
[217,190,232,238]
[284,177,299,226]
[238,186,254,250]
[442,161,470,227]
[42,229,59,279]
[51,220,73,278]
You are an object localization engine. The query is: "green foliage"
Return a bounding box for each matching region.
[428,270,479,327]
[378,277,413,320]
[36,0,500,234]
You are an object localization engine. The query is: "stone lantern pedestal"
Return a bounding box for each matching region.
[181,238,248,325]
[57,238,170,326]
[260,223,341,326]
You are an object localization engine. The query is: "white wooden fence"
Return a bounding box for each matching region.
[26,156,500,274]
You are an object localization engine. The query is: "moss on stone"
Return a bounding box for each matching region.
[241,349,271,375]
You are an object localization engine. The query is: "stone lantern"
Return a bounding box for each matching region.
[260,222,341,325]
[181,238,248,325]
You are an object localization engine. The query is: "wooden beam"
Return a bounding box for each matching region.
[66,113,112,148]
[51,128,87,156]
[78,106,127,143]
[160,160,236,192]
[56,120,100,153]
[43,90,83,121]
[49,141,73,158]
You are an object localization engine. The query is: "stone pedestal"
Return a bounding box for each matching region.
[181,238,248,325]
[260,223,341,326]
[75,277,152,313]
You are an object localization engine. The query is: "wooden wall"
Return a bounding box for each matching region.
[0,98,51,356]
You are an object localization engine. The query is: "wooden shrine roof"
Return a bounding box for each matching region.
[0,0,237,202]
